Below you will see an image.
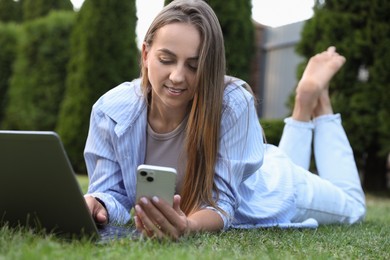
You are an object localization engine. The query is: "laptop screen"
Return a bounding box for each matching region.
[0,131,98,238]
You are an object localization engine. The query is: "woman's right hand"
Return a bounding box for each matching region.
[84,195,109,225]
[134,194,190,241]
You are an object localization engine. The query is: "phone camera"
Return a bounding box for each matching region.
[146,176,154,182]
[140,171,147,176]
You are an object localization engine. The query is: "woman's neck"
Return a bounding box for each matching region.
[148,102,189,134]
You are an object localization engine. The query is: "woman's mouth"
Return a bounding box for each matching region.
[166,86,186,95]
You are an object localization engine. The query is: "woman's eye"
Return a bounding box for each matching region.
[188,65,198,72]
[159,58,173,64]
[188,62,198,72]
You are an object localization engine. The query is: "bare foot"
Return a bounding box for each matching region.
[292,46,346,121]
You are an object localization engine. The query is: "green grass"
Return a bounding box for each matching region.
[1,175,389,260]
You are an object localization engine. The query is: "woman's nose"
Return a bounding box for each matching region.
[169,65,185,84]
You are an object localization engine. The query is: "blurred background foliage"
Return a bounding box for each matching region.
[55,0,139,172]
[296,0,390,191]
[0,0,388,191]
[2,11,74,131]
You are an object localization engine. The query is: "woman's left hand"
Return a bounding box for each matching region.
[134,194,190,241]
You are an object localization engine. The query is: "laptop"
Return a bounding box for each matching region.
[0,130,139,242]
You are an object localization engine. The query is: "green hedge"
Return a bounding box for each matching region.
[56,0,139,172]
[0,22,20,125]
[2,11,75,130]
[22,0,73,21]
[296,0,390,190]
[0,0,23,23]
[260,118,284,146]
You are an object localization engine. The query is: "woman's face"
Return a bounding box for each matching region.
[142,23,200,112]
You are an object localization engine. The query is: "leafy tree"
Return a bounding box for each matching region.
[1,11,74,130]
[0,0,23,22]
[208,0,253,82]
[296,0,390,191]
[23,0,72,20]
[260,118,284,146]
[164,0,254,82]
[56,0,139,172]
[0,22,20,124]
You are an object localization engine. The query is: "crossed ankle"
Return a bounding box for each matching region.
[313,96,333,117]
[296,78,323,93]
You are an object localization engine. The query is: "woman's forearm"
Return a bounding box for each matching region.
[187,208,224,233]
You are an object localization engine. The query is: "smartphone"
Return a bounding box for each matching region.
[136,164,177,206]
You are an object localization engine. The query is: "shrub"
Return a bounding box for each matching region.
[0,0,23,23]
[260,118,284,146]
[2,11,75,130]
[56,0,139,172]
[296,0,390,190]
[22,0,73,21]
[0,22,19,126]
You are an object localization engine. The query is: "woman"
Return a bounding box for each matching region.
[84,0,365,240]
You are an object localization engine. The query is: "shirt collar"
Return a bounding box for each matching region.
[97,79,147,137]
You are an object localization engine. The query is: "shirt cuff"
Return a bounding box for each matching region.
[205,200,235,231]
[313,113,341,125]
[284,117,315,129]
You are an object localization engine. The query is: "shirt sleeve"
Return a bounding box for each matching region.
[211,86,265,229]
[84,105,132,224]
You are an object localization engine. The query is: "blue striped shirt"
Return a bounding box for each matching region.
[85,78,311,229]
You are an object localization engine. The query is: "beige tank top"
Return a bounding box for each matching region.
[144,117,188,193]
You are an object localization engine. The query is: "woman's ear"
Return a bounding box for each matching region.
[142,42,149,69]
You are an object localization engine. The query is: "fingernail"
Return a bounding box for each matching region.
[135,205,142,213]
[141,197,148,204]
[152,196,159,203]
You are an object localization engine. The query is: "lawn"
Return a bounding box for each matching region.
[1,175,389,259]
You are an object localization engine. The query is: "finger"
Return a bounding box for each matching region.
[134,215,143,231]
[152,195,189,239]
[85,196,108,225]
[146,196,186,240]
[172,195,190,236]
[84,195,95,214]
[173,195,185,216]
[94,200,108,224]
[96,210,108,225]
[135,215,149,238]
[143,197,175,229]
[135,215,155,238]
[135,204,165,239]
[135,207,154,238]
[327,46,336,53]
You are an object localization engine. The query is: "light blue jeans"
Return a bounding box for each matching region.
[279,114,366,224]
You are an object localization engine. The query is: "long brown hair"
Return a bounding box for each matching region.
[140,0,226,215]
